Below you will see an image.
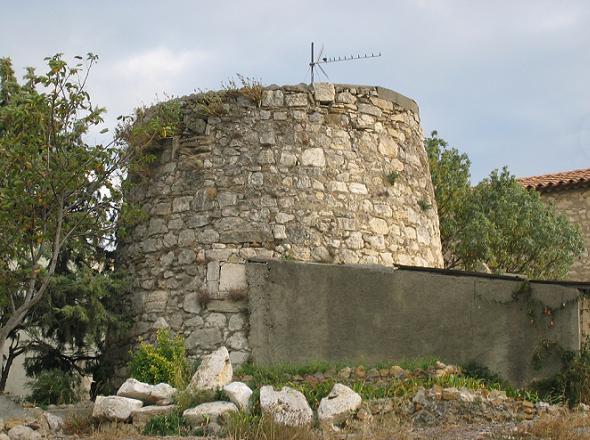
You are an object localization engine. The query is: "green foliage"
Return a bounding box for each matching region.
[23,262,130,378]
[236,358,532,411]
[425,131,472,269]
[417,198,433,211]
[119,99,182,153]
[143,410,197,436]
[128,329,190,389]
[0,53,134,389]
[531,338,590,407]
[173,387,226,413]
[425,131,584,278]
[194,91,226,117]
[385,171,400,186]
[28,368,80,405]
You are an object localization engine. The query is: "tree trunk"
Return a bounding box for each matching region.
[0,342,15,393]
[0,337,4,391]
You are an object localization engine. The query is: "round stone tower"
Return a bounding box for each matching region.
[118,83,443,367]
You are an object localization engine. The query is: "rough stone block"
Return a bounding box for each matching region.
[186,328,223,350]
[219,263,247,293]
[144,291,168,313]
[260,386,313,427]
[285,93,308,107]
[313,83,335,104]
[261,90,284,107]
[92,396,143,422]
[132,405,175,428]
[172,196,192,213]
[349,183,368,194]
[301,148,326,167]
[183,401,238,426]
[189,346,233,392]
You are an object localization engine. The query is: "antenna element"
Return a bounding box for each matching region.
[309,42,381,84]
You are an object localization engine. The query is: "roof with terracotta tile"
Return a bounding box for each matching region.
[518,167,590,191]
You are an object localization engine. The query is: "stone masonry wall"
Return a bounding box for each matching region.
[118,83,444,368]
[539,186,590,340]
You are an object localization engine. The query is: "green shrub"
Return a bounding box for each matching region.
[561,341,590,407]
[28,369,81,406]
[173,387,227,413]
[385,171,400,186]
[530,337,590,407]
[143,410,198,436]
[128,329,190,389]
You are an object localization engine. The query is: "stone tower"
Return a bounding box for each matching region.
[118,83,444,367]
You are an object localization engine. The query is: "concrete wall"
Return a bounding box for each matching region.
[247,260,581,387]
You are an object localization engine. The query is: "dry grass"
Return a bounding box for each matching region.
[344,417,414,440]
[64,414,140,439]
[224,412,414,440]
[227,288,248,302]
[198,289,212,308]
[526,412,590,440]
[226,414,320,440]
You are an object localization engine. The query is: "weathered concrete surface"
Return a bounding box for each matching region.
[247,260,581,387]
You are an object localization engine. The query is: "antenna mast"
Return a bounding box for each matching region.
[309,42,381,84]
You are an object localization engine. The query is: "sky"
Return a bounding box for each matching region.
[1,0,589,181]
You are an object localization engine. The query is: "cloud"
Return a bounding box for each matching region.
[113,47,211,98]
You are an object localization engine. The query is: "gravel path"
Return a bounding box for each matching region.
[0,394,37,419]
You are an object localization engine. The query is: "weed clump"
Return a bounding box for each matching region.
[28,369,81,406]
[127,329,190,389]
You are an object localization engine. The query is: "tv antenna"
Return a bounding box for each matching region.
[308,42,381,84]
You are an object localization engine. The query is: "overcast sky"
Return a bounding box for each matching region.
[1,0,589,181]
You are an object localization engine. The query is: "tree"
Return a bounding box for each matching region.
[425,131,472,268]
[0,53,183,392]
[0,53,129,380]
[425,131,584,279]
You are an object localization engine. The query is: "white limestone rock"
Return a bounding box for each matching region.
[43,412,64,432]
[301,148,326,167]
[318,384,362,429]
[117,378,177,404]
[183,401,238,426]
[131,405,176,428]
[313,83,335,104]
[0,434,9,440]
[92,395,143,422]
[6,426,42,440]
[189,346,233,392]
[223,381,253,411]
[260,385,313,427]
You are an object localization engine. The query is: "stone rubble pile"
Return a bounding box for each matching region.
[0,411,64,440]
[89,350,577,435]
[91,345,364,433]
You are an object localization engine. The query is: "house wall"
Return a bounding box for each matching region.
[540,186,590,281]
[539,187,590,340]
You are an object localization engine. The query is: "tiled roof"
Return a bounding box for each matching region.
[518,168,590,191]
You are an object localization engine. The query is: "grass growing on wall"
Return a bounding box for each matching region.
[235,357,538,412]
